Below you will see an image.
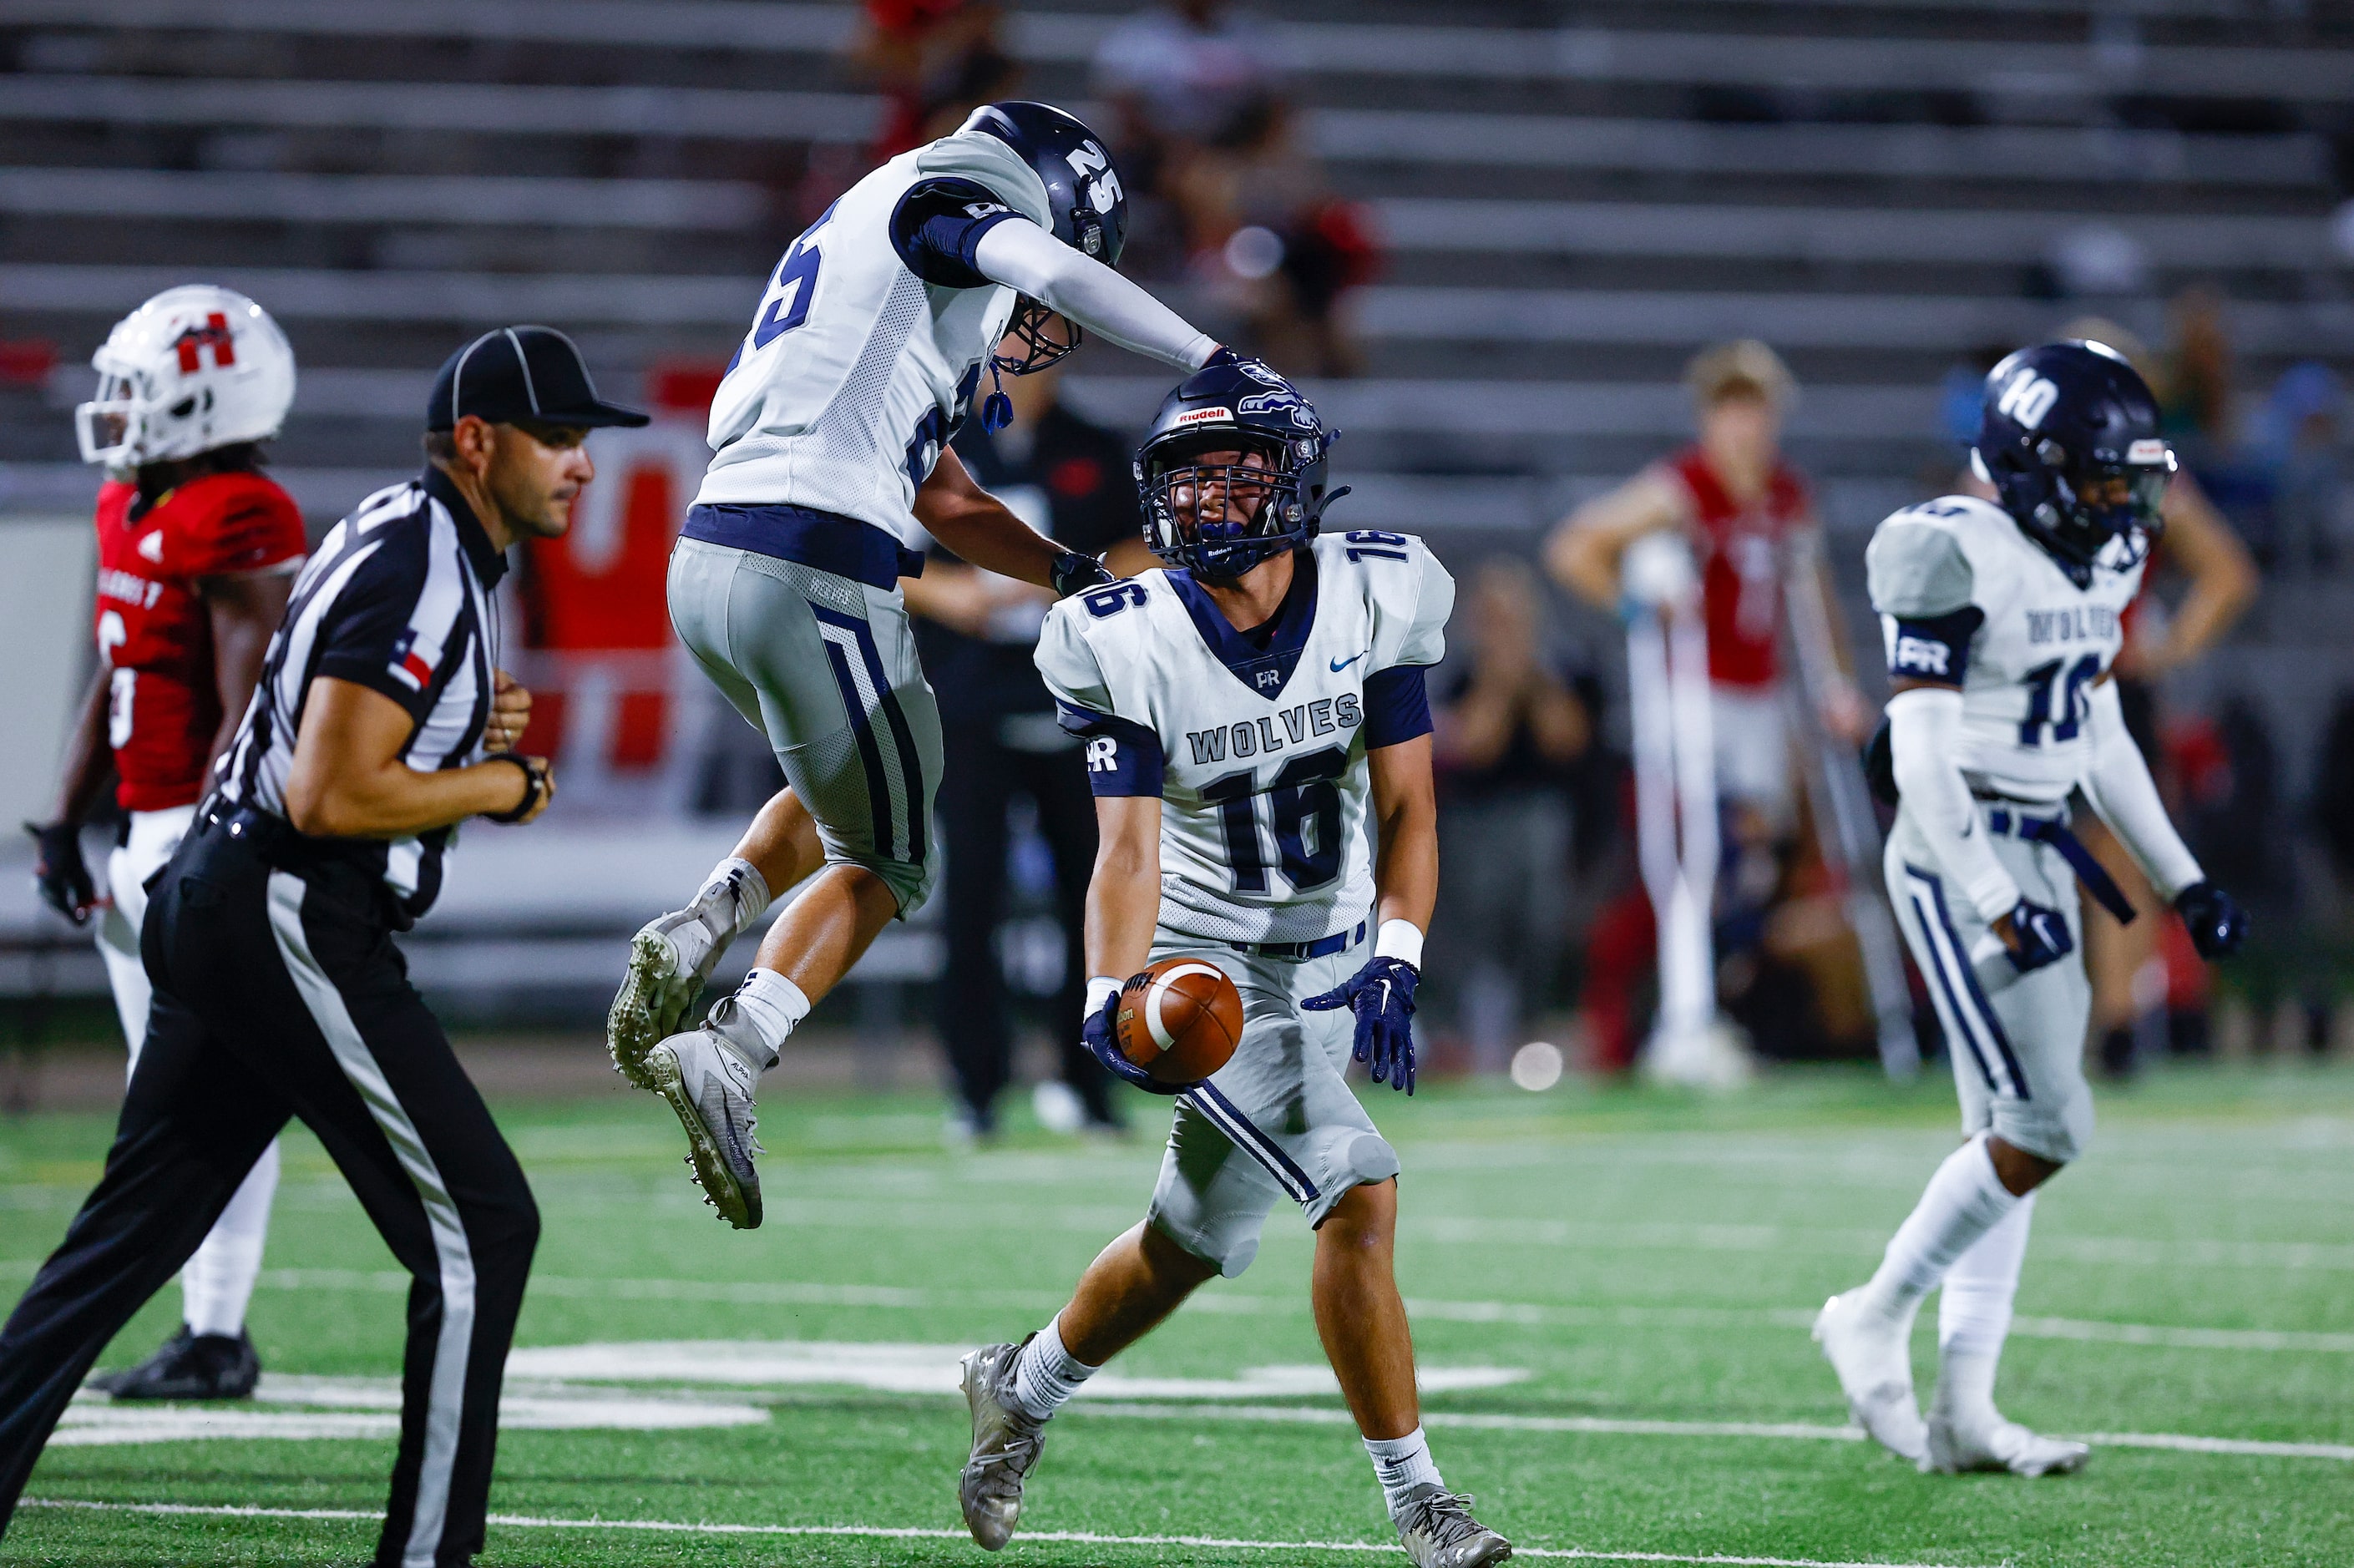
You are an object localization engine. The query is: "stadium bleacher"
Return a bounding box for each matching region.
[1,0,2346,539]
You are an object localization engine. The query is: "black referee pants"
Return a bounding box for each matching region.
[0,822,538,1568]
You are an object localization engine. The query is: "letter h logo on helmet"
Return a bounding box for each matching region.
[172,312,237,375]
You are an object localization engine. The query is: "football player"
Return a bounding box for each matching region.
[606,101,1240,1227]
[26,286,308,1399]
[1815,341,2248,1474]
[954,362,1511,1566]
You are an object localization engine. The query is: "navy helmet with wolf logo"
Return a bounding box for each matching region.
[1974,339,2173,584]
[1136,358,1345,579]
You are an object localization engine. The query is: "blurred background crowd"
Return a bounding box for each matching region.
[3,0,2351,1133]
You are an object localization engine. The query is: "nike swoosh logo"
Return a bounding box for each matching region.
[1330,651,1368,673]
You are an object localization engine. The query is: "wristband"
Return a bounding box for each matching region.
[481,753,546,823]
[1086,974,1121,1014]
[1374,918,1424,969]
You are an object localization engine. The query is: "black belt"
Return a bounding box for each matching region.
[1228,921,1367,962]
[1984,807,2138,925]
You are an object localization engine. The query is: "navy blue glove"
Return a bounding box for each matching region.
[2174,881,2248,960]
[1304,956,1420,1093]
[1050,549,1116,599]
[1999,898,2073,976]
[1082,978,1186,1096]
[25,821,94,925]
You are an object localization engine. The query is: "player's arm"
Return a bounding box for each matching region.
[2078,674,2243,956]
[1085,794,1163,984]
[2123,473,2255,678]
[285,678,551,837]
[197,569,294,778]
[970,218,1217,371]
[1368,735,1439,938]
[914,448,1111,597]
[1542,469,1688,609]
[25,665,114,922]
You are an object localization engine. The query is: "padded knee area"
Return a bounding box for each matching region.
[1147,1202,1263,1279]
[1302,1133,1402,1229]
[1991,1084,2092,1166]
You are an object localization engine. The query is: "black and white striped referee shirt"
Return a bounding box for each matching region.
[214,467,506,921]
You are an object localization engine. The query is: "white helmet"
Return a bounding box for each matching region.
[75,285,296,469]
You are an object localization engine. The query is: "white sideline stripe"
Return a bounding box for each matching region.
[265,872,473,1568]
[13,1499,2004,1566]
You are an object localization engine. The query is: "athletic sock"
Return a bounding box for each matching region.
[692,856,772,936]
[183,1139,281,1338]
[1009,1316,1097,1422]
[708,969,810,1072]
[1364,1427,1445,1518]
[1855,1132,2020,1326]
[1935,1190,2036,1428]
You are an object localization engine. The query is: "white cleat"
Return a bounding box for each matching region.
[1924,1413,2088,1477]
[609,911,731,1090]
[1813,1292,1927,1464]
[645,1025,765,1230]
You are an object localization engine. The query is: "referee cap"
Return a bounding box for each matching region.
[428,325,649,431]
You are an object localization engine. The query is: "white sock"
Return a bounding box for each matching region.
[1936,1190,2036,1426]
[1364,1426,1445,1517]
[1856,1133,2020,1325]
[1009,1316,1097,1421]
[691,856,771,937]
[709,969,810,1071]
[183,1139,280,1338]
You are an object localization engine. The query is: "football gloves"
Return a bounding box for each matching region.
[1050,549,1117,599]
[1999,897,2073,976]
[1304,955,1420,1094]
[25,820,95,925]
[2174,881,2249,960]
[1081,978,1186,1096]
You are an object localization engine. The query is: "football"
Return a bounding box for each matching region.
[1113,957,1244,1085]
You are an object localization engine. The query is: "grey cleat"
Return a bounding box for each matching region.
[1813,1291,1927,1464]
[609,910,732,1090]
[1924,1412,2088,1477]
[958,1338,1048,1550]
[1393,1484,1512,1568]
[645,1024,765,1229]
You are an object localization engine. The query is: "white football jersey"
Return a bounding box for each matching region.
[694,129,1054,534]
[1865,493,2147,803]
[1036,532,1454,943]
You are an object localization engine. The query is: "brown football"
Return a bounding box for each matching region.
[1114,957,1244,1085]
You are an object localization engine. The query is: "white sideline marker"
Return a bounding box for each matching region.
[16,1498,2007,1568]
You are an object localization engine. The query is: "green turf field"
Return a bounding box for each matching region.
[3,1060,2351,1566]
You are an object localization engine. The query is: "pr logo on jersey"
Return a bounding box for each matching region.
[1891,635,1952,676]
[387,629,435,692]
[1086,736,1119,772]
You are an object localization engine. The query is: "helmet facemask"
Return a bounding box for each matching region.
[992,296,1081,377]
[1144,434,1312,581]
[1982,436,2171,577]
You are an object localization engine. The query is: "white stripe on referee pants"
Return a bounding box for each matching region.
[266,871,474,1568]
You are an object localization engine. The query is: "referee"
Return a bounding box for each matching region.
[0,326,645,1568]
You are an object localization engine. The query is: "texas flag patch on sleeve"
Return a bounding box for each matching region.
[388,628,437,692]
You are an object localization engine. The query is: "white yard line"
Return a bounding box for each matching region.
[14,1497,2007,1567]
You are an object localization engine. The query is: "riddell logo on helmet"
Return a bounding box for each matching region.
[172,313,236,374]
[1173,406,1233,428]
[2128,439,2167,463]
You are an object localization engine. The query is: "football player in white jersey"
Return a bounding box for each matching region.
[953,364,1511,1567]
[605,103,1242,1227]
[1815,341,2247,1475]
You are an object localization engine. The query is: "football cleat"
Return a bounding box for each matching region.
[1924,1413,2088,1477]
[1392,1484,1512,1568]
[1813,1292,1927,1463]
[88,1327,261,1401]
[645,1025,765,1229]
[958,1338,1049,1551]
[608,911,732,1090]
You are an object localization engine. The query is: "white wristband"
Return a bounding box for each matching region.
[1374,919,1424,969]
[1086,974,1122,1014]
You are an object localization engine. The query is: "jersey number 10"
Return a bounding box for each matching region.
[2017,652,2100,747]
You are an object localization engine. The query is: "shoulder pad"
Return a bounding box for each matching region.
[1866,503,1980,618]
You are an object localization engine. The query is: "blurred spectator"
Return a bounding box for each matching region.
[1547,341,1868,1070]
[902,357,1153,1142]
[2158,287,2236,454]
[1425,561,1592,1073]
[1092,2,1376,376]
[853,0,1019,160]
[2257,363,2345,574]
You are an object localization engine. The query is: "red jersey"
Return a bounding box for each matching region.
[1662,446,1813,690]
[93,472,306,812]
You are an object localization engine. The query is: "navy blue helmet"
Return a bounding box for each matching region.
[1137,359,1345,579]
[963,101,1128,377]
[1976,340,2174,582]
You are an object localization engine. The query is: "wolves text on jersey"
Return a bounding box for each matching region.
[2023,605,2119,646]
[1185,696,1364,766]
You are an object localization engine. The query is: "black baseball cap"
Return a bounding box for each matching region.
[427,325,649,432]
